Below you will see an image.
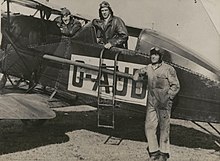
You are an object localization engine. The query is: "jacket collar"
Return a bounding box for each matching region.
[151,61,163,70]
[102,15,113,30]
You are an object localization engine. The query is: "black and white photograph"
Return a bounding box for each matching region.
[0,0,219,160]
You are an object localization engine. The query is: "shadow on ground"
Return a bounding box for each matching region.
[0,88,219,155]
[0,106,219,155]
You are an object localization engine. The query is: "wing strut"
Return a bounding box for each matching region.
[6,0,10,31]
[191,121,220,148]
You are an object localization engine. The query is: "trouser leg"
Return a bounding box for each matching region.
[158,109,171,155]
[145,104,159,153]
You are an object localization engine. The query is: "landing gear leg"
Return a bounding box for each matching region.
[26,71,38,93]
[0,74,7,90]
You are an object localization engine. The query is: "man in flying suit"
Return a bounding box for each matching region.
[54,8,81,37]
[92,1,128,49]
[133,47,180,161]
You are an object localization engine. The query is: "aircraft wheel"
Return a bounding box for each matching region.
[21,119,47,127]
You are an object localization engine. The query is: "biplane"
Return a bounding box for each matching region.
[0,0,219,133]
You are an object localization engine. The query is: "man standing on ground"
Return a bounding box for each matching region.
[92,1,128,49]
[133,47,180,161]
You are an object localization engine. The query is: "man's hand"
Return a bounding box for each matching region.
[60,26,69,34]
[104,42,113,49]
[97,38,104,44]
[133,73,139,81]
[92,19,102,29]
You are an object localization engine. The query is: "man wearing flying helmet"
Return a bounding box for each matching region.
[133,47,180,161]
[54,8,81,37]
[92,1,128,49]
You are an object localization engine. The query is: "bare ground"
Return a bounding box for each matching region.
[0,87,219,161]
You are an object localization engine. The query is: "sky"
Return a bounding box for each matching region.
[50,0,220,34]
[1,0,220,69]
[51,0,220,69]
[201,0,220,34]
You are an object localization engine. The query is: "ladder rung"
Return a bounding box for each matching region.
[98,96,115,102]
[115,104,120,108]
[98,124,114,129]
[98,96,114,99]
[99,84,114,87]
[98,103,114,107]
[100,65,116,68]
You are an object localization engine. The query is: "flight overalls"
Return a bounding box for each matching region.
[134,62,180,156]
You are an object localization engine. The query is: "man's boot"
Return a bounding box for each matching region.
[158,152,169,161]
[149,151,160,161]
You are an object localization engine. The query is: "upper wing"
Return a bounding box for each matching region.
[7,0,61,14]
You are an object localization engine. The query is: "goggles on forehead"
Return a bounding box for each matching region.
[100,1,110,8]
[61,8,71,16]
[150,47,160,51]
[150,47,161,55]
